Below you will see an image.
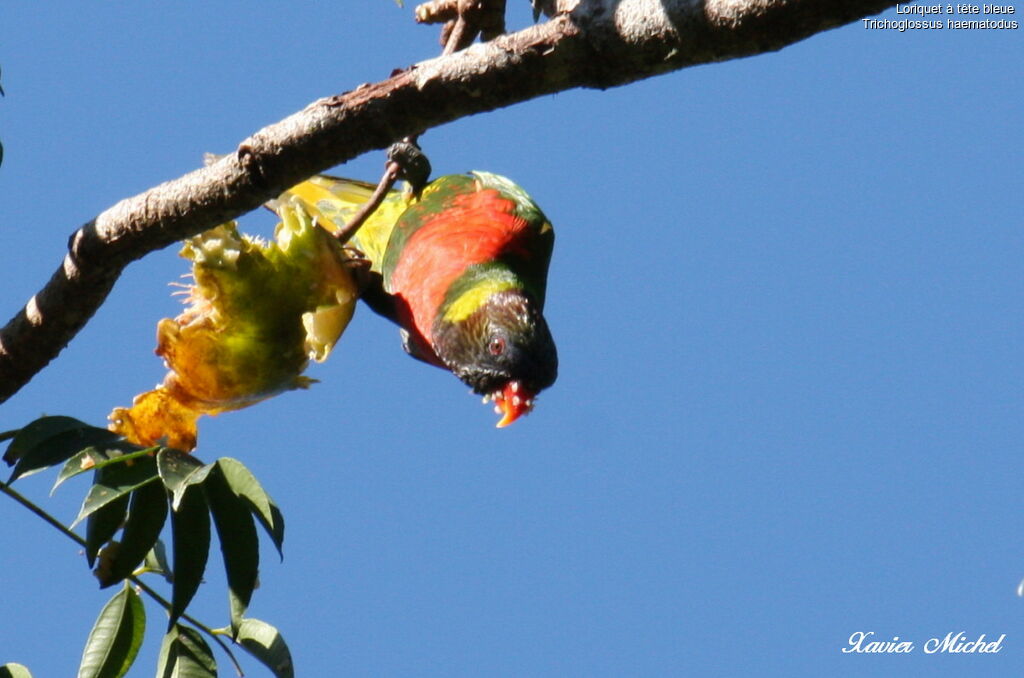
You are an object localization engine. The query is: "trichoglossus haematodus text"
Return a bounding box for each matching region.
[278,171,557,427]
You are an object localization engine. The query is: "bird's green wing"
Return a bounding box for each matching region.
[277,174,412,274]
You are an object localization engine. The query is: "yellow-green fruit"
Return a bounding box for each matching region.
[110,203,358,450]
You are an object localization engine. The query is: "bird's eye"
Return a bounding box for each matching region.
[488,337,506,356]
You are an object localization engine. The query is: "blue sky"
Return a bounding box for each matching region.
[1,3,1021,677]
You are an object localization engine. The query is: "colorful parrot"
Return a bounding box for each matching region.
[278,170,557,427]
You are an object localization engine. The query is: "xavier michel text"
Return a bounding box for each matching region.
[842,631,1006,654]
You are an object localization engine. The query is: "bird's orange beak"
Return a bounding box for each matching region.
[490,381,536,428]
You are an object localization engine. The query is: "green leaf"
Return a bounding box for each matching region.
[144,539,173,583]
[169,484,210,627]
[5,417,118,483]
[53,444,156,494]
[3,416,89,462]
[155,625,217,678]
[236,618,295,678]
[85,494,129,569]
[156,448,206,506]
[54,448,109,492]
[73,456,159,528]
[216,457,285,559]
[0,664,34,678]
[172,465,214,512]
[205,463,259,632]
[99,482,169,587]
[0,428,19,444]
[77,584,145,678]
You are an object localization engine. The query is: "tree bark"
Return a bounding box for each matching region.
[0,0,896,404]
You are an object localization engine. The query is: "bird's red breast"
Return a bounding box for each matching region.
[387,189,530,345]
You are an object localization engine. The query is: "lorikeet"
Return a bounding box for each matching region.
[278,171,557,427]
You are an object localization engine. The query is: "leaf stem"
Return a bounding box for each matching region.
[129,577,245,677]
[0,479,87,547]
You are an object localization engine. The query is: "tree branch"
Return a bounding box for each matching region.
[0,0,896,404]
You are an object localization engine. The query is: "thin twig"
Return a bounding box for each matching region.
[130,576,246,677]
[332,161,402,245]
[0,480,87,547]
